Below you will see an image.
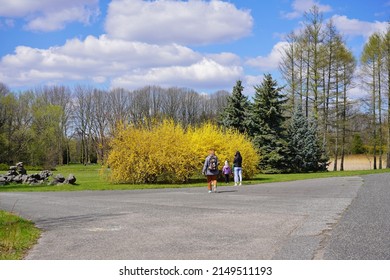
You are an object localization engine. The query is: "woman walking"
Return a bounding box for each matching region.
[233,151,243,186]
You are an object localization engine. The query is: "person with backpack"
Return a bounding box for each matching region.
[233,151,243,186]
[202,149,219,193]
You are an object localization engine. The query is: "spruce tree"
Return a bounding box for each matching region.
[287,105,328,172]
[249,74,286,137]
[219,80,250,134]
[250,74,288,172]
[253,122,289,173]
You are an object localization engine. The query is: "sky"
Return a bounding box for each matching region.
[0,0,389,96]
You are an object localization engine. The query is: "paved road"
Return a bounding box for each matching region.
[0,175,388,260]
[323,173,390,259]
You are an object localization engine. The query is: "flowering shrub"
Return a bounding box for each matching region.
[106,120,259,183]
[188,123,260,178]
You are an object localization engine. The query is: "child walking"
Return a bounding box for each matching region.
[222,160,231,184]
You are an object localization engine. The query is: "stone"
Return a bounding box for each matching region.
[0,163,75,186]
[66,174,76,185]
[16,162,27,175]
[54,174,66,183]
[0,177,8,186]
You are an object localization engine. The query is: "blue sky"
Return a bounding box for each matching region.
[0,0,389,96]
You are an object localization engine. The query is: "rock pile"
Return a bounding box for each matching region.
[0,162,77,186]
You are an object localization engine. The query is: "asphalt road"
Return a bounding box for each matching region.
[0,174,388,260]
[323,173,390,259]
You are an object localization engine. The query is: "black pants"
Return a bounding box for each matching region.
[224,174,230,183]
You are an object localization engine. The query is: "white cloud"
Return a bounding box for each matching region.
[0,35,241,90]
[111,58,243,90]
[331,15,388,39]
[105,0,253,45]
[0,0,99,31]
[246,41,289,71]
[282,0,332,19]
[25,6,99,32]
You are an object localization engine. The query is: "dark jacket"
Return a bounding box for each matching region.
[233,153,242,168]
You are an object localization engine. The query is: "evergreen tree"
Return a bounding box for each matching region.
[351,134,366,154]
[218,80,250,134]
[249,74,286,137]
[253,123,289,173]
[287,105,328,172]
[250,74,289,173]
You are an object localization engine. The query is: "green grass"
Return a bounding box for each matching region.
[0,210,41,260]
[1,164,389,192]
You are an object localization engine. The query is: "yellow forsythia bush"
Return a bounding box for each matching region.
[188,123,260,178]
[106,120,259,183]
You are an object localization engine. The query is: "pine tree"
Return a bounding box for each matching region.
[250,74,289,173]
[287,105,328,172]
[218,80,250,134]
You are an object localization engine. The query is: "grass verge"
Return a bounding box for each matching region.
[0,164,389,192]
[0,210,41,260]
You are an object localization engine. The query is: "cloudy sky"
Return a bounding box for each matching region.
[0,0,389,95]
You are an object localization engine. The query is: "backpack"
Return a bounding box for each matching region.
[208,155,218,171]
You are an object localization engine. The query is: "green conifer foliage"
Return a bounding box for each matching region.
[249,74,286,137]
[218,80,250,134]
[287,105,328,172]
[250,74,289,173]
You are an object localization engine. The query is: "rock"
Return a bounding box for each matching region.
[0,163,76,186]
[66,174,76,185]
[21,174,28,183]
[54,174,66,183]
[7,168,18,176]
[16,162,27,175]
[0,177,8,186]
[40,170,53,179]
[13,174,23,183]
[30,173,42,180]
[5,175,15,182]
[26,176,37,184]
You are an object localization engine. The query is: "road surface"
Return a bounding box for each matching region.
[0,174,389,259]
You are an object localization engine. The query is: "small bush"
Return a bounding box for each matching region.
[0,163,8,171]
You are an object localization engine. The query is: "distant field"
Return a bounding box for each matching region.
[330,154,387,170]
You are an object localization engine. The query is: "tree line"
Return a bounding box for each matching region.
[0,84,229,168]
[279,6,390,171]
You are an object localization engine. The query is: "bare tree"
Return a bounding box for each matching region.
[73,85,94,164]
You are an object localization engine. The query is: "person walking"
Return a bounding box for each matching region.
[233,151,243,186]
[222,160,231,184]
[202,149,219,193]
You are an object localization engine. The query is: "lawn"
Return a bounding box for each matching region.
[1,163,389,192]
